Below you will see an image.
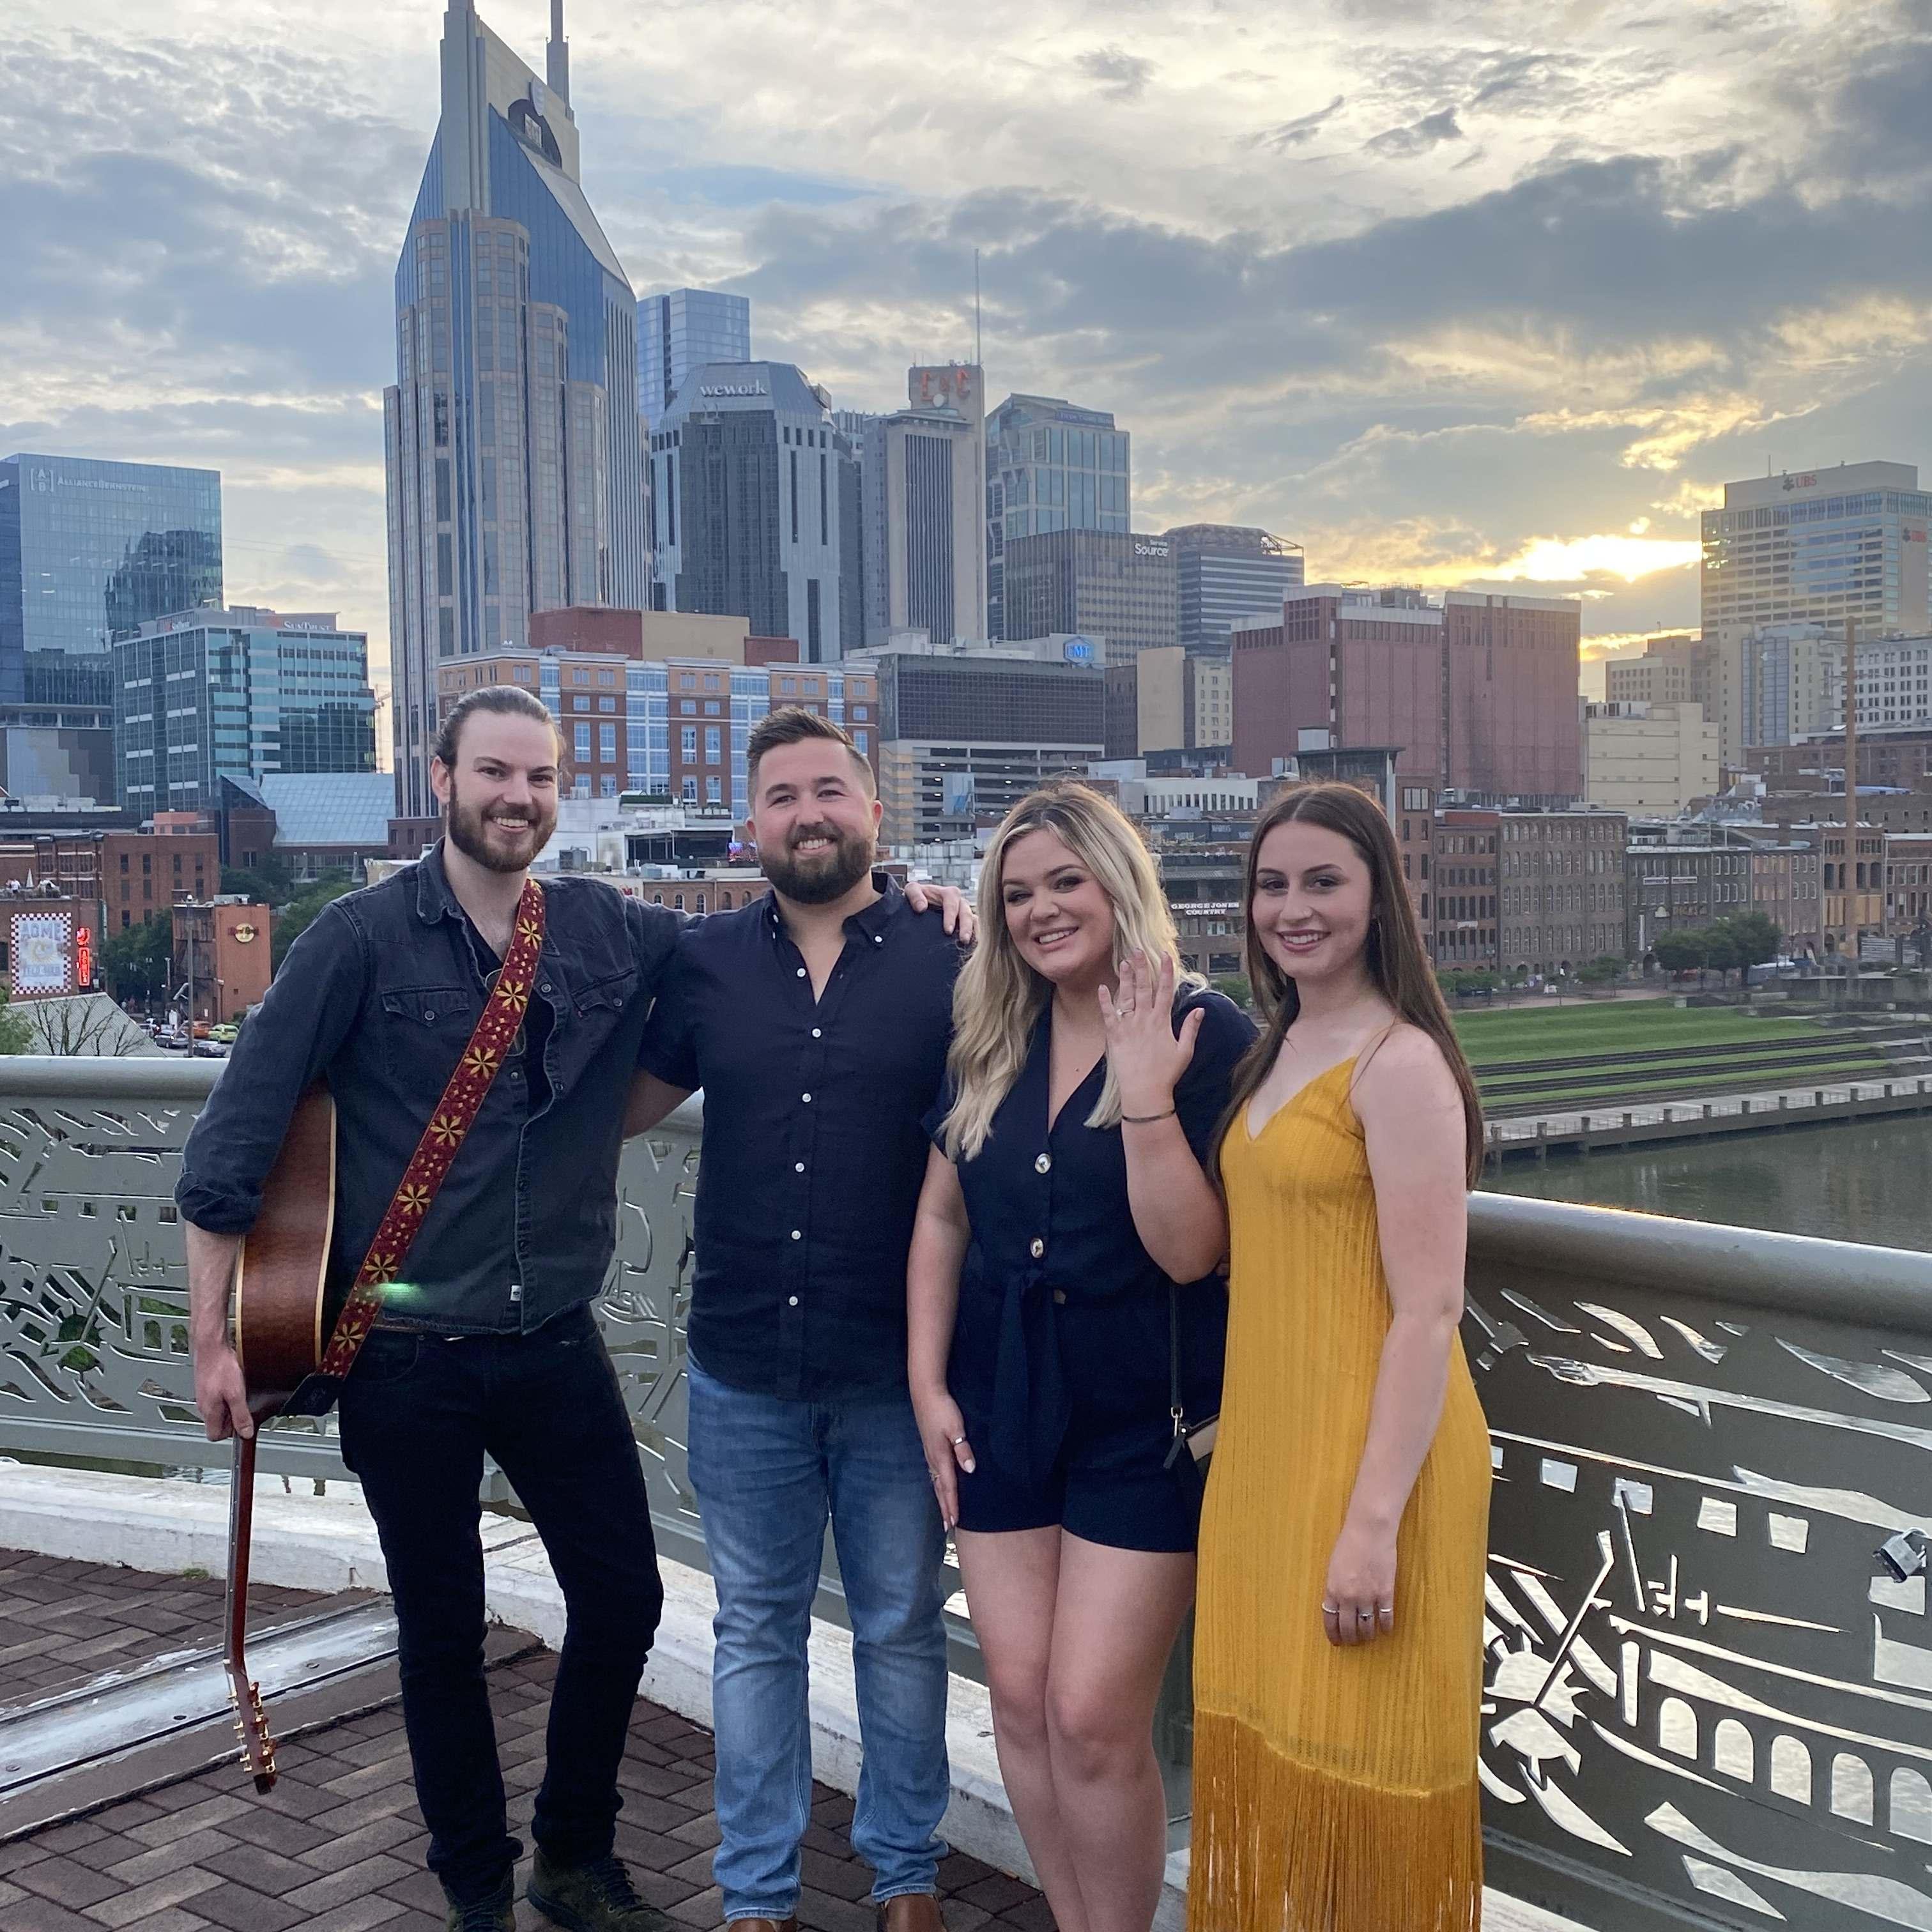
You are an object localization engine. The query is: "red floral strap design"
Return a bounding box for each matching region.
[317,878,546,1378]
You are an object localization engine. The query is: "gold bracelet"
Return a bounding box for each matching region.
[1121,1106,1177,1124]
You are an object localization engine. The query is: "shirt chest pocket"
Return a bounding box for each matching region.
[566,967,638,1036]
[379,985,479,1038]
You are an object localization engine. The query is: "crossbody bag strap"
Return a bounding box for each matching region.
[316,875,547,1380]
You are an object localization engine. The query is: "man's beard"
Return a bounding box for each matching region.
[446,781,555,875]
[762,822,874,905]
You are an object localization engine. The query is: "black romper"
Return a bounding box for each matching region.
[930,988,1255,1553]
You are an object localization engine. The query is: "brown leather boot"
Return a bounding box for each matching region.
[876,1897,946,1932]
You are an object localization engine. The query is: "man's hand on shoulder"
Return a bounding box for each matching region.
[905,878,976,945]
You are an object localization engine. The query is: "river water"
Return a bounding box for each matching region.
[1486,1111,1932,1255]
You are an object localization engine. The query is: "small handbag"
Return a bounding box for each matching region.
[1162,1284,1219,1496]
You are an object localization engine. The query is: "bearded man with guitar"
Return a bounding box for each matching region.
[180,686,678,1932]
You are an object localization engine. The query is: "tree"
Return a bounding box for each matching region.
[1699,924,1745,983]
[0,984,35,1055]
[272,872,355,968]
[1211,974,1253,1009]
[222,854,296,905]
[1576,954,1623,986]
[1721,910,1782,970]
[100,914,174,1006]
[1652,930,1708,977]
[19,995,153,1056]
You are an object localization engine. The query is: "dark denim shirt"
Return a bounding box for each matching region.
[640,876,962,1402]
[176,843,680,1334]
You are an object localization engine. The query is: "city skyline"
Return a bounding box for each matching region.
[4,0,1930,698]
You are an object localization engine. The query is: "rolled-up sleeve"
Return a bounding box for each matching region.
[175,901,369,1235]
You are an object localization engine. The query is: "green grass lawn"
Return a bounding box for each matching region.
[1452,998,1828,1068]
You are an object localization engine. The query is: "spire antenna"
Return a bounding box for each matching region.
[974,248,983,369]
[547,0,570,103]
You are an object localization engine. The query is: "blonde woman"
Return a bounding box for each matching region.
[907,783,1254,1932]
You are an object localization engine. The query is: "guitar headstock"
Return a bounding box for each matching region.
[230,1675,278,1793]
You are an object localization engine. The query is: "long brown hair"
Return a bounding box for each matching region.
[1222,783,1484,1184]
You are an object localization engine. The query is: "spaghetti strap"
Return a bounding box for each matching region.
[1344,1018,1402,1103]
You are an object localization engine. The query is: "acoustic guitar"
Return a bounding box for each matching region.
[224,1082,339,1791]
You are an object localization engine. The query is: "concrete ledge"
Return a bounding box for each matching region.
[0,1462,1577,1929]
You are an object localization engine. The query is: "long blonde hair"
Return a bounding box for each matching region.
[941,781,1200,1160]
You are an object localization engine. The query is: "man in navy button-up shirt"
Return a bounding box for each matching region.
[631,709,963,1932]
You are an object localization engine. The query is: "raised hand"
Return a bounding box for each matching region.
[1100,950,1203,1119]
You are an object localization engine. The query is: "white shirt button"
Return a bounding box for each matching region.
[874,935,884,944]
[811,1027,822,1038]
[1035,1153,1052,1174]
[1030,1237,1045,1259]
[796,967,807,977]
[788,1296,799,1307]
[795,1162,806,1173]
[802,1092,813,1103]
[791,1229,801,1239]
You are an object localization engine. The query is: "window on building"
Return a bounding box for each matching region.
[707,776,722,804]
[682,725,698,759]
[575,723,592,762]
[705,727,721,763]
[600,724,617,763]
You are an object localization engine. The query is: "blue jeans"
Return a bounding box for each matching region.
[687,1356,951,1922]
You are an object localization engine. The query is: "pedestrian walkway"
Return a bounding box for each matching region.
[0,1551,1049,1932]
[1489,1069,1932,1154]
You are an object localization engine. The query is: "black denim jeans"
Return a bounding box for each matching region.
[338,1303,664,1905]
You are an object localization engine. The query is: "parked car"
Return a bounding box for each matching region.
[208,1023,240,1044]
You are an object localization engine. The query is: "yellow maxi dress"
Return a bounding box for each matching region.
[1188,1058,1491,1932]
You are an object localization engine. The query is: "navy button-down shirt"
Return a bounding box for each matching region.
[932,988,1255,1483]
[177,842,679,1335]
[640,875,962,1402]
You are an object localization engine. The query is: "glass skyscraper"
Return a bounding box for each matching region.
[985,394,1130,639]
[1703,461,1932,762]
[639,289,752,427]
[384,1,647,818]
[1165,524,1304,654]
[113,606,376,811]
[0,454,222,707]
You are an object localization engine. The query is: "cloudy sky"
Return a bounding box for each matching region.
[5,0,1929,698]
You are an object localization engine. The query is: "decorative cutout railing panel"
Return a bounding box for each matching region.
[1471,1199,1932,1929]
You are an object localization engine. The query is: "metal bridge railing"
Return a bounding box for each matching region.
[6,1057,1932,1925]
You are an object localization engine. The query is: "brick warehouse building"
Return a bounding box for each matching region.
[1232,585,1581,802]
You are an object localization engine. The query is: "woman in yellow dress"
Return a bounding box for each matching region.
[1188,781,1491,1932]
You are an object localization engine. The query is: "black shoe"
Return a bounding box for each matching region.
[444,1871,516,1932]
[528,1848,675,1931]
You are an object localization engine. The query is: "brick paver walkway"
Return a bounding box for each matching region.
[0,1552,1049,1932]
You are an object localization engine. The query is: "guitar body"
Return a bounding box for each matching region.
[225,1080,337,1792]
[233,1083,337,1407]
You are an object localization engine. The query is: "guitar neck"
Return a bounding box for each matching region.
[224,1430,278,1791]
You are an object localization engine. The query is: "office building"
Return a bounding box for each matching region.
[1498,810,1629,972]
[0,454,222,710]
[1105,647,1231,758]
[1753,624,1932,746]
[843,366,988,652]
[1749,841,1822,956]
[854,634,1106,845]
[1164,525,1304,654]
[1441,591,1582,803]
[1701,461,1932,762]
[113,606,376,813]
[1002,528,1177,663]
[986,394,1130,637]
[438,633,877,820]
[1582,702,1720,813]
[384,0,648,818]
[1232,585,1583,802]
[638,288,751,427]
[1605,634,1715,712]
[649,362,855,663]
[1232,586,1444,783]
[172,898,273,1025]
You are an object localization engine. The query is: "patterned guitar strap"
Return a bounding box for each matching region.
[279,876,547,1417]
